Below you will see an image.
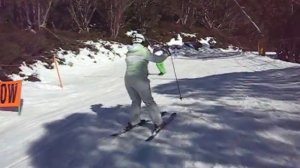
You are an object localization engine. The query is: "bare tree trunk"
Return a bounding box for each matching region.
[290,0,300,14]
[12,0,53,31]
[37,2,41,30]
[40,0,53,28]
[68,0,97,33]
[68,2,84,32]
[25,2,33,29]
[109,0,136,38]
[232,0,262,34]
[194,0,241,36]
[176,0,192,25]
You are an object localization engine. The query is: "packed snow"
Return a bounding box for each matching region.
[0,35,300,168]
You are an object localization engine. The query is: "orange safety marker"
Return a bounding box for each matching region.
[53,55,63,88]
[0,80,23,115]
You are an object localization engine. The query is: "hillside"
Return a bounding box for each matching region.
[0,38,300,168]
[1,0,299,79]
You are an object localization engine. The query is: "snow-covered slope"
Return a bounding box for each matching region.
[0,39,300,168]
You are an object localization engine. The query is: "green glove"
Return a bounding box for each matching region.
[156,62,166,75]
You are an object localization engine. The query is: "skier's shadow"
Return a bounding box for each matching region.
[27,104,178,168]
[27,67,300,168]
[91,104,154,131]
[27,104,124,168]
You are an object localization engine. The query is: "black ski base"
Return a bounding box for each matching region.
[111,119,149,137]
[111,112,168,137]
[145,112,177,141]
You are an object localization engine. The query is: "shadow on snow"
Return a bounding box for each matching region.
[27,104,187,168]
[172,47,242,60]
[154,67,300,102]
[27,67,300,168]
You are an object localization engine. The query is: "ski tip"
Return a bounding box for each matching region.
[171,112,177,116]
[145,136,154,141]
[161,111,168,116]
[161,112,177,117]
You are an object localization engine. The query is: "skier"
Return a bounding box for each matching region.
[124,33,171,130]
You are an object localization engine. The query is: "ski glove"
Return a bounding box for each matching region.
[156,62,166,76]
[161,46,172,56]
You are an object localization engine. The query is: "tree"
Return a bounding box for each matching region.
[174,0,199,26]
[68,0,97,33]
[98,0,136,38]
[0,0,54,31]
[126,0,162,29]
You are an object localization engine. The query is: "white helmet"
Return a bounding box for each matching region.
[132,33,145,44]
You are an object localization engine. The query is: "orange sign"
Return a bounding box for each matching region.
[0,80,22,108]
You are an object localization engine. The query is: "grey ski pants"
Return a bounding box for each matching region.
[125,76,162,125]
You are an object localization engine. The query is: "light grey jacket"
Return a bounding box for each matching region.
[125,43,169,78]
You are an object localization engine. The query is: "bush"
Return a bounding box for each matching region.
[0,42,22,64]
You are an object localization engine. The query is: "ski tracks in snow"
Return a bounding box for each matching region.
[1,48,300,168]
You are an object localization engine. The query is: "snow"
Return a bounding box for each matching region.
[125,30,139,37]
[1,38,300,168]
[180,32,197,38]
[167,34,184,46]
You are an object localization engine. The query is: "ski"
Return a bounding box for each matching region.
[111,112,168,137]
[111,119,149,137]
[145,112,177,142]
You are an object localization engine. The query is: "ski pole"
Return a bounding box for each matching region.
[169,52,183,100]
[146,38,183,100]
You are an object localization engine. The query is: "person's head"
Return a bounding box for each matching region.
[132,33,145,44]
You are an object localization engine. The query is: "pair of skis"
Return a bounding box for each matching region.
[111,112,177,142]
